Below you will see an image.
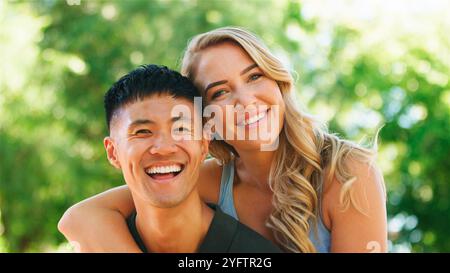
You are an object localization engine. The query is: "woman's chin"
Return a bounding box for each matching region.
[229,137,280,152]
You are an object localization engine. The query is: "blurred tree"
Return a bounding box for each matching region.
[0,0,449,252]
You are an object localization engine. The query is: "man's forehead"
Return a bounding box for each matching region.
[116,95,196,125]
[133,95,192,108]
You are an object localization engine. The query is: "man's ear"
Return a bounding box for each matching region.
[104,136,121,169]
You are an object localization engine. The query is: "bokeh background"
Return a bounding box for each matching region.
[1,0,449,252]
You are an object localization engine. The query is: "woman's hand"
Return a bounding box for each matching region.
[58,185,141,252]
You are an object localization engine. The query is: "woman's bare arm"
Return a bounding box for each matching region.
[58,185,141,252]
[57,159,222,252]
[323,159,388,253]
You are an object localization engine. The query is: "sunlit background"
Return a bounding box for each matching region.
[1,0,449,252]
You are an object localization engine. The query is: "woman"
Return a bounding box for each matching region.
[59,27,387,253]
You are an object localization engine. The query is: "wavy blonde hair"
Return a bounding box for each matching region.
[181,26,378,252]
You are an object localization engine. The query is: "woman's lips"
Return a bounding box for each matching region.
[237,109,269,127]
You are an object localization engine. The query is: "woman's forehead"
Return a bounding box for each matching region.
[194,43,256,83]
[201,42,252,65]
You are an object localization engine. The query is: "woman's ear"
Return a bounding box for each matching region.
[104,137,121,169]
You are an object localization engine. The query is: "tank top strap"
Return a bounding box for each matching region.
[218,160,239,220]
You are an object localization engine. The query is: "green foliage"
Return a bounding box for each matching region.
[1,0,449,252]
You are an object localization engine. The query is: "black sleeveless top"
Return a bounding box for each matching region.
[126,204,282,253]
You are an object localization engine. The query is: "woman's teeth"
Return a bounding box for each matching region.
[240,110,267,126]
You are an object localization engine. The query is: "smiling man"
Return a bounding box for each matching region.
[98,64,281,253]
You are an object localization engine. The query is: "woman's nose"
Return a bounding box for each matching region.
[233,86,257,108]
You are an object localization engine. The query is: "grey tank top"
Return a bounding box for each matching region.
[218,160,331,253]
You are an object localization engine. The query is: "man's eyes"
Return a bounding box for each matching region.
[174,127,191,133]
[135,129,152,135]
[132,127,191,135]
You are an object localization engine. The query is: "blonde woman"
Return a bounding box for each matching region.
[58,27,387,253]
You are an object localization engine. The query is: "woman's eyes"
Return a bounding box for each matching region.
[209,73,263,100]
[211,89,227,100]
[249,73,263,81]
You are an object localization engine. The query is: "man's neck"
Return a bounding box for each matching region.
[133,191,214,253]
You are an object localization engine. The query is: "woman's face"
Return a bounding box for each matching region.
[193,42,285,152]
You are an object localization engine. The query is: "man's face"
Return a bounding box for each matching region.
[104,94,208,208]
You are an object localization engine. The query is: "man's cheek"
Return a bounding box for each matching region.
[126,143,147,162]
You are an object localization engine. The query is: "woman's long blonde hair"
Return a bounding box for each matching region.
[181,26,378,252]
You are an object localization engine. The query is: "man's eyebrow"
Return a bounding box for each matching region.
[171,115,192,123]
[128,119,154,129]
[240,63,258,75]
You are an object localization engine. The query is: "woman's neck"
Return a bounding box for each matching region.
[234,149,275,192]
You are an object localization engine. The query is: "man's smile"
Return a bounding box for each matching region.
[144,162,185,183]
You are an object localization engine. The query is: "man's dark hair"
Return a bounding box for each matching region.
[104,64,200,131]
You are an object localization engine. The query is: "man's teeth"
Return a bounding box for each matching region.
[240,111,267,126]
[146,165,182,174]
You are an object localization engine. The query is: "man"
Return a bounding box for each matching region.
[100,64,281,253]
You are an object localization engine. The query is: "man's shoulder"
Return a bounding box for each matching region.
[126,211,148,252]
[125,211,136,234]
[232,220,283,253]
[209,204,282,253]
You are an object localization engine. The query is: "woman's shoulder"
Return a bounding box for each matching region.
[198,158,224,204]
[321,155,386,230]
[321,155,387,252]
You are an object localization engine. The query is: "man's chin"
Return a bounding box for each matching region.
[147,197,185,209]
[137,188,185,208]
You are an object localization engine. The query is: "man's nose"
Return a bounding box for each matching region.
[149,133,178,155]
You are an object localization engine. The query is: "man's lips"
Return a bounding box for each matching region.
[144,162,185,183]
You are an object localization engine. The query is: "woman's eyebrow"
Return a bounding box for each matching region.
[204,80,227,95]
[240,63,258,75]
[204,64,259,95]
